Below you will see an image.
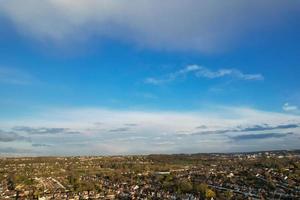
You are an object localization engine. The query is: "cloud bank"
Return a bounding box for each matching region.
[1,106,300,156]
[1,0,299,52]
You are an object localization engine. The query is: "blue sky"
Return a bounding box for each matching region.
[0,0,300,156]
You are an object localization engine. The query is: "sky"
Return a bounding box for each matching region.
[0,0,300,156]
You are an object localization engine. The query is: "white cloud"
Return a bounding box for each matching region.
[0,0,299,52]
[145,65,263,84]
[1,106,300,155]
[283,103,298,112]
[195,66,264,80]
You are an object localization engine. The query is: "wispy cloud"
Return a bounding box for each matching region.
[282,102,298,112]
[0,129,30,142]
[230,132,293,141]
[124,123,138,127]
[0,1,298,52]
[32,143,52,147]
[239,124,299,132]
[187,123,299,136]
[12,126,81,135]
[195,66,264,80]
[109,127,130,132]
[0,67,34,85]
[145,65,263,85]
[195,125,208,129]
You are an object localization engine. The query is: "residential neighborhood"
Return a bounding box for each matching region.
[0,150,299,199]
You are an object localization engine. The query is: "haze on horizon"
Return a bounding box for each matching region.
[0,0,300,156]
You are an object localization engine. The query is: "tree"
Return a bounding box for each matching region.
[205,189,216,199]
[81,181,95,200]
[194,183,208,197]
[15,190,20,200]
[7,175,15,190]
[224,191,233,199]
[178,180,193,193]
